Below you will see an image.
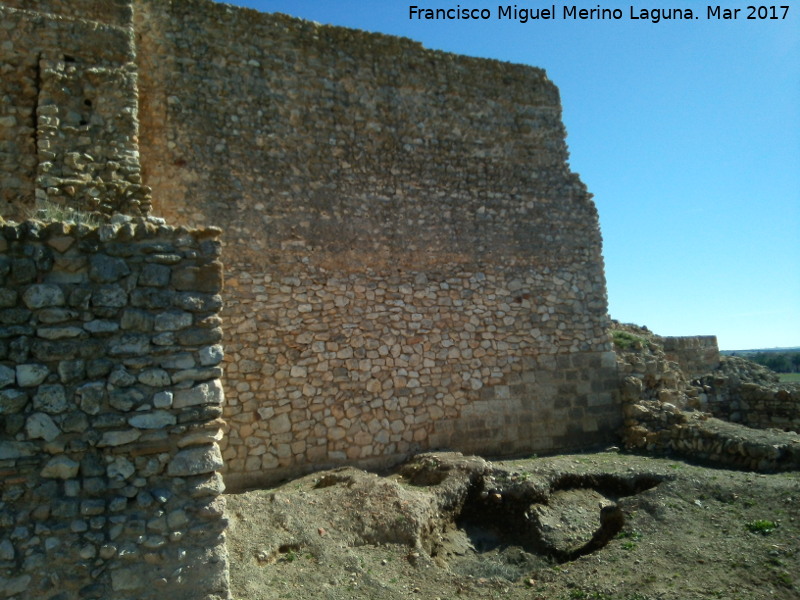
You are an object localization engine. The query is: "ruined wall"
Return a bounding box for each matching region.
[698,367,800,433]
[0,4,149,219]
[621,378,800,472]
[133,0,619,488]
[0,218,229,600]
[0,0,133,27]
[659,335,719,378]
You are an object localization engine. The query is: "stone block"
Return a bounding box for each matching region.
[98,429,141,447]
[0,441,37,460]
[26,412,61,441]
[129,411,177,429]
[33,384,67,414]
[174,380,224,409]
[167,444,224,476]
[22,284,65,309]
[41,456,80,479]
[0,388,28,414]
[16,364,50,387]
[89,254,131,282]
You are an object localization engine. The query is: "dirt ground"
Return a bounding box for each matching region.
[226,450,799,600]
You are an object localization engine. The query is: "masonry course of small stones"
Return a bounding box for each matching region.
[0,2,150,219]
[0,217,229,600]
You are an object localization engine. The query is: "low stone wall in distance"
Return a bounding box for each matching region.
[696,357,800,433]
[658,335,719,378]
[621,377,800,472]
[0,217,229,600]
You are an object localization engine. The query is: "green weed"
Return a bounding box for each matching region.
[612,330,646,350]
[745,520,778,535]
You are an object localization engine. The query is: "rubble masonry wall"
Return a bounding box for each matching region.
[0,218,229,600]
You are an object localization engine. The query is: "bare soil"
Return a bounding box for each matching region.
[226,451,799,600]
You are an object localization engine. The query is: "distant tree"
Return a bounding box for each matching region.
[750,352,800,373]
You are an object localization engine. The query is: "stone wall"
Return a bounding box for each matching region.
[621,377,800,472]
[696,358,800,433]
[0,0,132,27]
[0,218,229,600]
[659,335,719,378]
[0,4,150,220]
[133,0,620,489]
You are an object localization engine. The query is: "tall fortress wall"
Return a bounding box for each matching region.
[133,0,619,489]
[1,0,619,597]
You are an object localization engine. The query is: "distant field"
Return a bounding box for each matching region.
[779,373,800,383]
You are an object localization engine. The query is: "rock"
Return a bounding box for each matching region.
[89,254,131,283]
[154,310,193,331]
[128,411,177,429]
[0,364,15,388]
[98,429,141,447]
[33,384,68,414]
[41,456,80,479]
[0,388,28,414]
[138,368,171,387]
[140,263,171,287]
[83,319,120,334]
[91,285,128,308]
[173,380,224,409]
[0,575,31,596]
[107,457,136,481]
[153,391,174,408]
[111,567,143,592]
[26,413,61,442]
[0,539,15,561]
[0,441,37,460]
[76,382,105,415]
[22,284,65,309]
[58,359,85,383]
[16,363,49,387]
[167,444,224,476]
[199,344,224,366]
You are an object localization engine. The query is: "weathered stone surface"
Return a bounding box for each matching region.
[107,456,135,481]
[138,368,171,387]
[91,285,128,308]
[109,334,151,356]
[167,444,224,476]
[58,359,86,383]
[153,391,174,408]
[33,384,68,414]
[140,263,171,287]
[98,429,142,447]
[0,388,28,415]
[128,411,177,429]
[173,380,224,409]
[111,567,143,592]
[26,412,61,442]
[76,382,105,415]
[199,344,224,366]
[0,441,37,460]
[0,540,14,561]
[89,254,131,282]
[41,456,80,479]
[0,575,31,597]
[0,364,15,388]
[83,319,120,334]
[16,363,49,387]
[154,310,192,331]
[22,284,65,309]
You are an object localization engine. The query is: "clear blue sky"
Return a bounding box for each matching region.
[227,0,799,350]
